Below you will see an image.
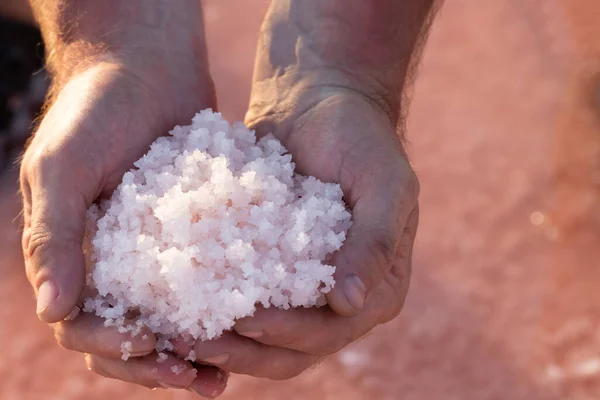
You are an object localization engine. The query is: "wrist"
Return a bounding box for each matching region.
[33,0,214,119]
[249,1,412,128]
[246,67,400,144]
[248,0,439,130]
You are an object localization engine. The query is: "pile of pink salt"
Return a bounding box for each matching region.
[83,109,351,354]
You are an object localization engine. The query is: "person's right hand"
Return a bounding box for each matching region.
[19,59,228,396]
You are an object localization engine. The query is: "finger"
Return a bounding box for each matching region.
[376,204,419,324]
[234,300,392,356]
[21,155,89,323]
[233,277,401,356]
[326,167,419,316]
[387,204,419,293]
[234,307,357,355]
[233,213,418,356]
[85,352,200,390]
[175,332,317,380]
[51,313,157,359]
[190,366,229,398]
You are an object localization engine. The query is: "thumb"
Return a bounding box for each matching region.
[326,175,419,317]
[21,158,88,323]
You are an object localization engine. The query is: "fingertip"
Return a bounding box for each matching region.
[190,367,229,398]
[155,355,198,388]
[32,249,87,323]
[36,280,82,323]
[131,328,158,356]
[326,274,366,317]
[171,337,195,359]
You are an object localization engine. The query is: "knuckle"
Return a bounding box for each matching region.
[85,355,108,378]
[396,236,412,263]
[261,315,293,340]
[52,323,75,351]
[382,296,404,324]
[238,354,260,373]
[393,169,419,210]
[269,355,311,380]
[382,296,405,324]
[382,299,406,324]
[312,322,354,356]
[24,225,53,263]
[23,146,51,175]
[19,147,37,177]
[369,230,396,268]
[19,159,30,184]
[406,170,420,200]
[378,280,407,324]
[272,366,305,380]
[318,335,347,356]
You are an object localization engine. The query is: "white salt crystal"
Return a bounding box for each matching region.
[171,365,185,375]
[156,352,168,364]
[63,307,80,321]
[84,109,352,354]
[185,350,197,362]
[156,338,174,353]
[120,341,132,361]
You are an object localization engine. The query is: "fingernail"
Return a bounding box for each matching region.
[158,381,187,389]
[189,385,223,399]
[129,350,153,358]
[343,275,366,311]
[36,280,58,314]
[189,371,228,398]
[237,330,263,339]
[202,353,230,365]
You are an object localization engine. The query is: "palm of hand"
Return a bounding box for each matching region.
[176,91,420,380]
[21,64,226,393]
[253,91,419,319]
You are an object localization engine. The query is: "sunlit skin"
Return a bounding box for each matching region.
[19,0,438,395]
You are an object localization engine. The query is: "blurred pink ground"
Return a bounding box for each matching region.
[1,0,600,399]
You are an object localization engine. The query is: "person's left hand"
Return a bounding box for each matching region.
[173,77,419,380]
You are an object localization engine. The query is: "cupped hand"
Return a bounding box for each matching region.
[20,61,227,396]
[175,82,419,379]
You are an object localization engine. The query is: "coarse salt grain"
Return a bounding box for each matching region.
[120,341,132,361]
[157,352,168,364]
[185,350,197,362]
[64,306,80,321]
[171,365,185,375]
[83,109,352,355]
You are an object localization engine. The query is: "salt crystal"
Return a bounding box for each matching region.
[84,109,352,355]
[63,307,80,321]
[185,350,197,362]
[170,365,185,375]
[156,352,168,364]
[120,341,132,361]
